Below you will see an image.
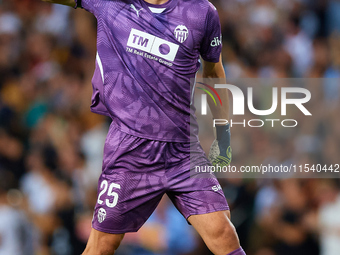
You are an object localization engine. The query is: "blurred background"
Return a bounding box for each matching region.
[0,0,340,254]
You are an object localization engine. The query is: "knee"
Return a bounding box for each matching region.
[215,221,238,242]
[82,243,118,255]
[208,219,240,252]
[82,234,124,255]
[82,245,115,255]
[82,247,115,255]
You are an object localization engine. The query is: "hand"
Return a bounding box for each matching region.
[208,124,232,167]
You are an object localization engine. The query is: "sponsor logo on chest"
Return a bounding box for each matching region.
[127,28,179,62]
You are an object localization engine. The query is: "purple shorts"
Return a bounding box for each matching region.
[92,124,229,234]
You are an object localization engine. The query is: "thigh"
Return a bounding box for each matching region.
[167,177,229,220]
[188,210,231,236]
[92,125,167,234]
[92,173,164,234]
[166,142,229,220]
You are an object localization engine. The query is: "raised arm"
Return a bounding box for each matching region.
[41,0,76,7]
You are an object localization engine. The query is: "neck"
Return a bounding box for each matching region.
[144,0,169,4]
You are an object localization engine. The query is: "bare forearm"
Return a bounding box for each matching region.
[202,58,230,121]
[41,0,75,7]
[207,84,229,121]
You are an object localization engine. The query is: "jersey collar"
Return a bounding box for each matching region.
[139,0,178,14]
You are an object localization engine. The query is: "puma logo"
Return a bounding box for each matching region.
[130,4,143,17]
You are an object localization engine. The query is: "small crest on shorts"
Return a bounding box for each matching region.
[98,208,107,223]
[174,25,189,43]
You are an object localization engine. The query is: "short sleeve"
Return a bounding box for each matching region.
[75,0,101,16]
[199,3,222,63]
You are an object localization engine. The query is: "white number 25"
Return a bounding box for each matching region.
[97,180,121,208]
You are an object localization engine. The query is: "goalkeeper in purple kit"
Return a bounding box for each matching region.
[41,0,245,254]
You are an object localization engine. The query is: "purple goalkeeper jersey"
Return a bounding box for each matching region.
[76,0,222,142]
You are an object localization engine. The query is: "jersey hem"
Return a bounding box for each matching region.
[91,109,197,143]
[109,121,193,143]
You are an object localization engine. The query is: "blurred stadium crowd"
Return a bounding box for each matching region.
[0,0,340,254]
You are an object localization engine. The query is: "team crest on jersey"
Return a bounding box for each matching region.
[174,25,189,43]
[98,208,106,223]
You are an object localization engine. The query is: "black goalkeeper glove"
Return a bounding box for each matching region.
[208,124,232,167]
